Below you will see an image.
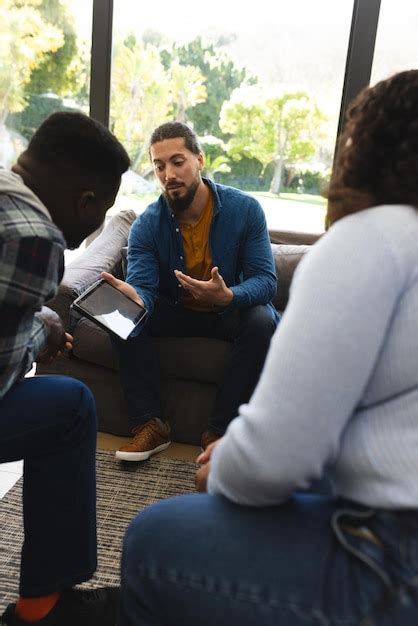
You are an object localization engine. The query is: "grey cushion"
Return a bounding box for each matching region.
[271,244,311,311]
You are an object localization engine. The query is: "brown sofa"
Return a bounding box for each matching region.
[37,209,321,445]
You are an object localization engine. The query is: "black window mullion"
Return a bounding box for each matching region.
[337,0,381,137]
[89,0,114,127]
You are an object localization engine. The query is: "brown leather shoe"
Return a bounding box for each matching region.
[201,429,221,451]
[115,418,171,461]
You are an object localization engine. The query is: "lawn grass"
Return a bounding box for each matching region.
[253,191,327,207]
[112,188,327,233]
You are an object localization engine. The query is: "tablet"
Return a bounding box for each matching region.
[71,279,147,340]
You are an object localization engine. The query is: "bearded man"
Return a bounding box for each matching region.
[103,122,279,459]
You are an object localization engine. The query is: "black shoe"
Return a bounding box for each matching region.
[1,587,119,626]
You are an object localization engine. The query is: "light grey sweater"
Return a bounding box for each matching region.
[208,204,418,509]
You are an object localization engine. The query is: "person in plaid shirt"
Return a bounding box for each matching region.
[0,112,129,626]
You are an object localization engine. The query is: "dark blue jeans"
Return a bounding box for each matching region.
[113,300,278,433]
[0,375,97,597]
[120,493,418,626]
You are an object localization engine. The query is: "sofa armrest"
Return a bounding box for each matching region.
[269,228,322,246]
[46,209,137,329]
[271,243,312,311]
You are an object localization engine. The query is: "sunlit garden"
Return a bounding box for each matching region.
[1,0,332,237]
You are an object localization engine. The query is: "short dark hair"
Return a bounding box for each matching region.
[149,122,202,155]
[27,112,130,189]
[327,70,418,226]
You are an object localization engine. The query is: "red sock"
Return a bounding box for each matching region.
[15,592,61,623]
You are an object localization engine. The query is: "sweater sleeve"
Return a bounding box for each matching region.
[207,213,405,505]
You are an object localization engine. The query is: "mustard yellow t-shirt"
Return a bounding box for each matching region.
[179,190,214,311]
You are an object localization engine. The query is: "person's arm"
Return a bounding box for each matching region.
[0,236,63,397]
[125,216,160,316]
[207,215,404,505]
[229,199,277,307]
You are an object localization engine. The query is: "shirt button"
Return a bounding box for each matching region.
[175,228,179,232]
[171,213,174,218]
[180,255,183,260]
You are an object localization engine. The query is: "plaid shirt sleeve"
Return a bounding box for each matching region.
[0,234,64,398]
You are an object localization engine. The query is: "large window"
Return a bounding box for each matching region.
[0,0,93,169]
[110,0,354,233]
[2,1,390,236]
[371,0,418,84]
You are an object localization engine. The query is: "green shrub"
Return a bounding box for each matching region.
[7,94,78,141]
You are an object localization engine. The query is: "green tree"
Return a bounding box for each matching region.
[111,35,211,175]
[164,37,252,137]
[24,0,81,98]
[168,61,207,123]
[202,153,231,180]
[0,0,63,125]
[220,85,324,194]
[7,93,77,141]
[111,37,171,174]
[200,136,230,180]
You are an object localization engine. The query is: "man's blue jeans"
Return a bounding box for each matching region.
[0,375,97,597]
[113,299,278,434]
[120,493,418,625]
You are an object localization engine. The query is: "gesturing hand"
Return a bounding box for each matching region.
[101,272,145,308]
[36,306,67,364]
[174,267,233,307]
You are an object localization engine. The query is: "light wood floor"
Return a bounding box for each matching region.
[0,435,199,498]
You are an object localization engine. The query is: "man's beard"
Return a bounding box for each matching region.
[164,180,199,212]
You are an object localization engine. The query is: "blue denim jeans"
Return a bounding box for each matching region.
[120,493,418,625]
[113,299,278,434]
[0,375,98,597]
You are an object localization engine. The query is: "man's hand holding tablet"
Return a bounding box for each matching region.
[101,272,145,308]
[71,274,147,341]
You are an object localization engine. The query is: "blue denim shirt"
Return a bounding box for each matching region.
[126,178,279,322]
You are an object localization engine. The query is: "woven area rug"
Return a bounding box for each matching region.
[0,450,197,610]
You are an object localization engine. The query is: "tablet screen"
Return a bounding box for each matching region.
[73,280,147,340]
